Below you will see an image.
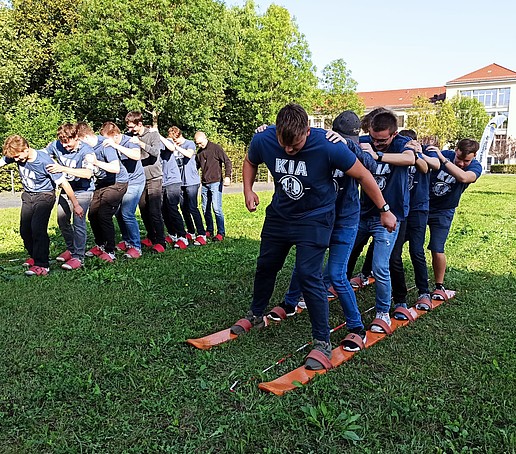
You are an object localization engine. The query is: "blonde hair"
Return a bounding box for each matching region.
[3,135,29,158]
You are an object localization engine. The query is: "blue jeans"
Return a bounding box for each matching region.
[201,182,225,236]
[181,184,206,235]
[353,217,399,313]
[57,191,93,260]
[405,210,430,294]
[116,181,145,250]
[162,183,187,237]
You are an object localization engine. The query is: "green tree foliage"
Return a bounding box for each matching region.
[54,0,235,131]
[218,1,319,143]
[449,95,490,145]
[318,59,365,126]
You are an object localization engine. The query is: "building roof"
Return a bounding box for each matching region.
[447,63,516,85]
[357,87,446,110]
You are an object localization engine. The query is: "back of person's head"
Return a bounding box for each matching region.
[456,138,479,157]
[275,103,309,145]
[76,121,95,138]
[399,129,417,140]
[125,111,143,125]
[57,123,78,142]
[420,135,441,148]
[360,107,390,133]
[333,110,361,144]
[370,111,398,134]
[3,135,29,158]
[100,121,121,137]
[168,126,181,139]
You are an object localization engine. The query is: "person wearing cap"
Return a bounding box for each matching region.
[231,104,396,370]
[276,110,380,351]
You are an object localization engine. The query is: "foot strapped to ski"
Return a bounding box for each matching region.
[304,350,333,371]
[268,306,287,321]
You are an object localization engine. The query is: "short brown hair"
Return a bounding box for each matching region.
[100,121,121,137]
[57,123,78,142]
[125,111,143,125]
[361,107,390,133]
[76,121,95,138]
[168,126,181,139]
[456,138,479,157]
[3,135,29,158]
[370,111,398,134]
[275,103,309,145]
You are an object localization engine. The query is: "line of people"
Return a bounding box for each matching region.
[231,103,482,371]
[0,111,233,276]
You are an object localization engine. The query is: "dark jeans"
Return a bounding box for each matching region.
[251,211,334,342]
[89,183,127,253]
[20,191,55,267]
[139,178,165,246]
[162,183,186,237]
[405,210,430,295]
[180,184,205,236]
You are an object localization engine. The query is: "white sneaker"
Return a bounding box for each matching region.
[370,311,391,333]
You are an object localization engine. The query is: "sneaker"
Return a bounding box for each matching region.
[205,231,212,238]
[98,252,115,263]
[213,233,224,242]
[61,257,83,270]
[342,328,367,352]
[267,301,297,321]
[116,241,128,251]
[327,286,338,300]
[124,247,142,259]
[85,245,104,257]
[151,243,165,253]
[431,286,447,301]
[305,339,332,370]
[56,250,72,262]
[370,311,392,333]
[416,293,432,310]
[350,272,371,289]
[297,296,306,309]
[141,238,153,248]
[393,302,408,320]
[165,234,177,245]
[25,265,49,276]
[230,311,265,335]
[194,235,207,246]
[22,257,35,268]
[186,232,195,242]
[174,237,189,249]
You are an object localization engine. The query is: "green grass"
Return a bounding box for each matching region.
[0,175,515,453]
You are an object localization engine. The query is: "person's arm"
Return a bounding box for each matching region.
[103,138,141,161]
[405,140,428,173]
[174,142,194,159]
[435,150,479,183]
[423,146,443,171]
[242,154,260,212]
[46,157,94,179]
[57,179,84,218]
[219,147,233,185]
[85,153,120,174]
[361,142,415,166]
[129,131,162,157]
[345,160,397,232]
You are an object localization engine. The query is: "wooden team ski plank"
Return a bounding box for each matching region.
[258,290,455,395]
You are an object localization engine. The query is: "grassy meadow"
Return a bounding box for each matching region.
[0,174,515,453]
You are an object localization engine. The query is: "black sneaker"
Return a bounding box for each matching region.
[230,311,265,335]
[342,327,367,352]
[267,301,297,321]
[305,339,332,370]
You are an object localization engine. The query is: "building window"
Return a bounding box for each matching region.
[460,88,510,108]
[498,88,510,107]
[313,118,323,128]
[397,115,405,128]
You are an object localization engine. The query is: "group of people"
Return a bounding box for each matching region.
[0,111,233,276]
[232,103,482,371]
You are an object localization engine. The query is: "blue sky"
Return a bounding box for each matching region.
[226,0,516,91]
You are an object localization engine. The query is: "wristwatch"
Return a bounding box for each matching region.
[376,151,384,162]
[442,158,451,165]
[379,203,390,212]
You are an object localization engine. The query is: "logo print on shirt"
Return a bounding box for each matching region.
[374,163,391,191]
[279,175,304,200]
[408,165,416,191]
[432,170,455,197]
[19,166,36,190]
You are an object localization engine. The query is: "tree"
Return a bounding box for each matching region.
[449,95,490,146]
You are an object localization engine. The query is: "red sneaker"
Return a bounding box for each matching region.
[213,234,224,242]
[165,235,175,244]
[174,238,188,249]
[85,245,104,257]
[25,265,49,276]
[22,257,35,268]
[152,244,165,253]
[124,247,142,259]
[205,231,212,238]
[186,232,195,241]
[116,241,128,251]
[194,235,207,246]
[56,250,72,262]
[61,258,83,270]
[141,238,153,248]
[98,252,115,262]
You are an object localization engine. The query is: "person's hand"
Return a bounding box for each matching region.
[129,136,140,145]
[360,142,377,159]
[84,153,97,165]
[325,130,347,144]
[46,163,65,173]
[380,211,397,232]
[406,139,422,153]
[425,145,439,153]
[223,176,231,186]
[103,138,116,148]
[255,124,268,133]
[149,127,158,132]
[73,203,85,218]
[244,191,260,212]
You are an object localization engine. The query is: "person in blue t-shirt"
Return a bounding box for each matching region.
[100,122,145,259]
[44,123,95,270]
[231,103,396,371]
[1,135,84,276]
[426,138,482,303]
[346,110,415,334]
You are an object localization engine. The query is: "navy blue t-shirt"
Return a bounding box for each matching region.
[359,134,412,221]
[118,134,145,186]
[429,150,482,211]
[248,126,356,220]
[408,146,438,212]
[45,140,95,193]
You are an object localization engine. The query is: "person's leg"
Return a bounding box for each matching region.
[209,181,225,236]
[165,183,187,238]
[361,243,374,277]
[119,182,144,250]
[346,219,371,279]
[327,223,362,330]
[139,182,154,241]
[146,178,165,247]
[180,186,195,235]
[427,209,455,288]
[70,191,93,260]
[284,267,303,307]
[370,218,399,313]
[30,192,55,268]
[97,183,127,253]
[185,184,206,236]
[201,184,214,235]
[389,220,408,306]
[57,193,74,253]
[88,190,104,247]
[19,192,36,259]
[407,210,430,295]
